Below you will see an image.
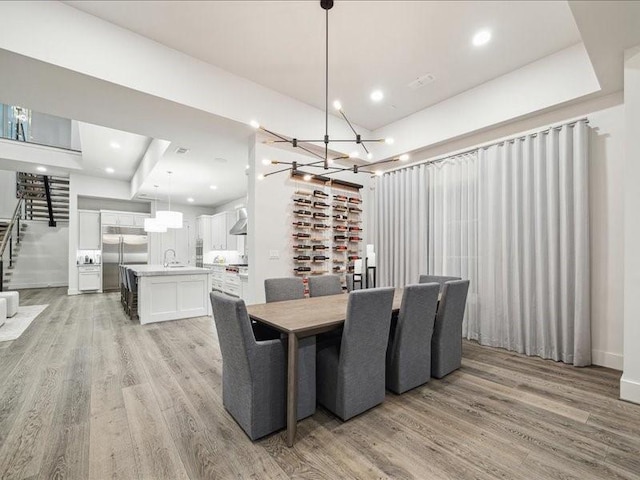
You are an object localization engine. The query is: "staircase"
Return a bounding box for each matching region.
[17,172,70,224]
[0,221,28,291]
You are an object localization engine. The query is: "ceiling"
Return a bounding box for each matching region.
[77,122,150,180]
[65,0,582,131]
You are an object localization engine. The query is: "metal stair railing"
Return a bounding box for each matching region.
[0,196,24,292]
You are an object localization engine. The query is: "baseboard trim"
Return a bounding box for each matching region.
[620,376,640,404]
[591,349,623,370]
[67,289,79,296]
[8,282,68,290]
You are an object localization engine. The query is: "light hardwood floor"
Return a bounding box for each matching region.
[0,288,638,479]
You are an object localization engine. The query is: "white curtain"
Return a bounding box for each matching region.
[374,120,591,366]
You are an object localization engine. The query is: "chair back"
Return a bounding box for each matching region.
[264,277,305,303]
[210,292,255,382]
[346,273,354,292]
[418,275,461,292]
[389,283,439,368]
[339,287,394,383]
[308,274,343,297]
[126,268,137,292]
[431,280,470,377]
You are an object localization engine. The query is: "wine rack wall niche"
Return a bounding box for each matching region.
[291,174,363,294]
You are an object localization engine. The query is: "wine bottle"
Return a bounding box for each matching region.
[294,209,312,216]
[294,244,312,250]
[333,205,348,212]
[292,232,310,238]
[348,197,362,204]
[313,255,329,261]
[314,223,330,229]
[294,198,312,205]
[313,190,329,198]
[313,201,330,209]
[294,266,311,273]
[334,214,348,221]
[312,244,328,250]
[313,212,329,219]
[334,194,348,202]
[334,235,347,242]
[294,255,311,261]
[348,207,362,214]
[292,221,311,228]
[348,236,363,242]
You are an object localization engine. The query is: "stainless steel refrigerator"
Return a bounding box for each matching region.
[102,226,148,291]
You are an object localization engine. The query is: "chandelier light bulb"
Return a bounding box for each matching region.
[367,152,373,160]
[349,151,360,158]
[385,138,395,145]
[249,120,260,129]
[262,158,271,165]
[399,154,410,161]
[303,174,312,181]
[333,100,342,111]
[257,174,265,181]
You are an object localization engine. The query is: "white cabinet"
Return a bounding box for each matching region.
[226,211,238,251]
[78,266,101,291]
[197,215,213,251]
[78,210,100,249]
[211,213,227,250]
[101,211,147,227]
[133,214,149,227]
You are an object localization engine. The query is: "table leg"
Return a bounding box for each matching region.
[286,332,298,447]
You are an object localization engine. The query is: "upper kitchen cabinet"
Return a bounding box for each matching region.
[211,213,227,250]
[100,210,148,227]
[78,210,100,250]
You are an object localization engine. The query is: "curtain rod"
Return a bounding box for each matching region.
[382,117,589,175]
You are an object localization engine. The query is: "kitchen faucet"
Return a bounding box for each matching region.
[163,248,176,267]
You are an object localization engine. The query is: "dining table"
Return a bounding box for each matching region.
[246,288,405,447]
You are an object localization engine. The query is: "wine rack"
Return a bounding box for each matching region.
[292,178,362,294]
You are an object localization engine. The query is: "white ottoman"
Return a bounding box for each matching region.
[0,291,19,318]
[0,298,6,328]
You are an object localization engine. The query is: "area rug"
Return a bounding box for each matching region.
[0,304,49,342]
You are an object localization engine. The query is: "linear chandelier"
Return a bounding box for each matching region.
[251,0,409,181]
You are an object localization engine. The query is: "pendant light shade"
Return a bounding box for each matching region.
[156,210,183,229]
[144,217,167,233]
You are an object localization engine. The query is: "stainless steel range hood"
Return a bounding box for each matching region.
[229,208,247,235]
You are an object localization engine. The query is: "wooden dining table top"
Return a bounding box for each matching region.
[246,288,405,336]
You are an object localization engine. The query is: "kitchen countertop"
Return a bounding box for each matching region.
[127,265,213,277]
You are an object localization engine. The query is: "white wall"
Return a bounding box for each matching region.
[248,142,371,305]
[622,48,640,404]
[0,169,17,219]
[588,105,625,370]
[212,195,247,215]
[5,221,68,289]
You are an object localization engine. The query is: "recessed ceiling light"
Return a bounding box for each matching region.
[472,29,492,47]
[187,197,194,203]
[105,167,115,173]
[209,185,218,190]
[399,154,409,162]
[37,166,47,172]
[370,90,384,102]
[175,147,190,155]
[110,141,121,149]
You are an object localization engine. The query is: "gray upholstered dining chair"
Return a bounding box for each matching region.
[431,279,470,379]
[346,273,354,292]
[308,274,343,297]
[386,283,440,394]
[210,292,316,440]
[316,287,395,421]
[418,274,461,292]
[264,277,305,303]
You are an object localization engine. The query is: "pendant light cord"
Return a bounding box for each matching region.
[324,6,329,169]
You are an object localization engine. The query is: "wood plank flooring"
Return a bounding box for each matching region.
[0,288,638,479]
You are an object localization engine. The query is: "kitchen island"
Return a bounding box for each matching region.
[128,265,212,325]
